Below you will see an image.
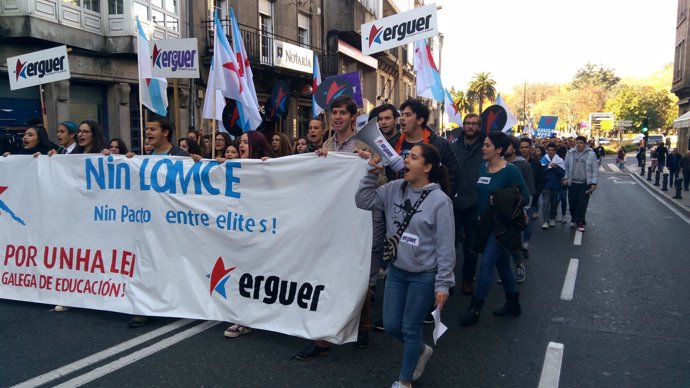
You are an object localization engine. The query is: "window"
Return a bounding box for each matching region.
[675,41,685,82]
[298,13,310,48]
[82,0,99,12]
[108,0,123,14]
[135,0,180,32]
[259,0,274,64]
[63,0,80,6]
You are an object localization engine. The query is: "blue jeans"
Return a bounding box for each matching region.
[523,205,535,243]
[475,233,517,299]
[383,265,436,383]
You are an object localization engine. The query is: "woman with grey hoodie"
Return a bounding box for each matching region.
[356,143,455,388]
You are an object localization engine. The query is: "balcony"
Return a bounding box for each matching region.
[202,18,328,71]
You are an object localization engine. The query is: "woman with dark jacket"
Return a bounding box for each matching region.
[460,132,530,327]
[2,126,57,156]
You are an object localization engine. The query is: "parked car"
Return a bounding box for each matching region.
[645,134,664,148]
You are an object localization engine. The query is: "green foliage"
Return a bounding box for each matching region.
[604,85,676,130]
[449,87,474,116]
[572,63,621,90]
[467,72,497,114]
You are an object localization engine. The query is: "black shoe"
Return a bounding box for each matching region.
[423,313,434,324]
[521,248,530,260]
[295,343,330,360]
[355,330,369,348]
[459,298,484,327]
[373,320,385,332]
[493,292,522,317]
[129,315,150,328]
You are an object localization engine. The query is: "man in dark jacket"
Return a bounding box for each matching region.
[449,113,484,295]
[656,142,668,172]
[667,148,682,187]
[146,115,189,156]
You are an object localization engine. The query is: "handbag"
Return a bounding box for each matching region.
[383,190,430,262]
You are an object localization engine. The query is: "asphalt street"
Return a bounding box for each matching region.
[2,154,689,388]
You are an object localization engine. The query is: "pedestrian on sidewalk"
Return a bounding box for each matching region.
[680,150,690,191]
[616,147,626,171]
[356,143,455,388]
[459,132,530,327]
[656,142,668,173]
[563,136,599,232]
[667,148,682,186]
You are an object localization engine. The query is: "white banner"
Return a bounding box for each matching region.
[150,38,200,78]
[274,40,313,74]
[6,46,71,90]
[0,154,372,343]
[361,3,438,55]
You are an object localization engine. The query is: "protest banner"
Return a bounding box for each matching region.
[0,153,372,343]
[536,116,559,138]
[6,46,71,91]
[150,38,200,79]
[361,3,438,55]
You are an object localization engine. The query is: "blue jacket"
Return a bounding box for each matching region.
[543,164,565,191]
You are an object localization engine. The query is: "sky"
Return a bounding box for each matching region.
[435,0,678,94]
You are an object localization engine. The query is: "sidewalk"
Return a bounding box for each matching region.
[625,160,690,215]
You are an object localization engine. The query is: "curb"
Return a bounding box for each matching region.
[627,168,690,216]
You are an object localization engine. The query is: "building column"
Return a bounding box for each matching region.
[107,82,131,147]
[178,85,190,139]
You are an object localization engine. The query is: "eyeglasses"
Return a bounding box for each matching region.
[463,122,481,126]
[78,130,92,135]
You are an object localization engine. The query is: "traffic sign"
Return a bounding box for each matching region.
[617,120,632,127]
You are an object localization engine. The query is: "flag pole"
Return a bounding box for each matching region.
[39,84,48,129]
[211,90,216,159]
[173,79,181,142]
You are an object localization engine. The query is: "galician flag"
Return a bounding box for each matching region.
[414,39,444,103]
[444,88,462,125]
[312,53,323,118]
[201,58,225,123]
[212,10,261,132]
[495,94,518,132]
[230,7,259,107]
[136,18,168,116]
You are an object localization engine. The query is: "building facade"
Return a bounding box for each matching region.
[1,0,438,150]
[672,0,690,152]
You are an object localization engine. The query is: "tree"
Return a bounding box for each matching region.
[605,85,676,130]
[449,87,474,116]
[467,72,497,114]
[571,63,620,90]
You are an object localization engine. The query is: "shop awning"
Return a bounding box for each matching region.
[673,110,690,128]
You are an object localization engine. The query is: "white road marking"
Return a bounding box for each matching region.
[538,342,565,388]
[573,231,582,246]
[599,165,605,172]
[12,319,195,388]
[561,258,579,301]
[607,163,619,173]
[629,173,690,225]
[52,320,221,388]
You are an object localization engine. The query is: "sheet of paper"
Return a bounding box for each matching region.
[431,307,447,344]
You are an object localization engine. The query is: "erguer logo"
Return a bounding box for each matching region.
[152,44,197,72]
[15,56,66,81]
[367,14,432,48]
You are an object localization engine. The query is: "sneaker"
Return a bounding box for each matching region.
[391,382,409,388]
[355,330,369,348]
[555,215,562,222]
[224,324,252,338]
[515,264,526,283]
[295,343,329,360]
[412,344,433,381]
[549,219,556,227]
[423,313,434,324]
[577,224,585,232]
[561,216,568,224]
[570,222,576,229]
[521,248,530,260]
[373,320,385,332]
[54,305,70,312]
[129,315,149,328]
[542,221,549,230]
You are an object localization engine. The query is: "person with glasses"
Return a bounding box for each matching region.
[449,113,485,296]
[72,120,107,154]
[563,136,599,232]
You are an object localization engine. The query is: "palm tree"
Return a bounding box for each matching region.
[467,72,497,114]
[450,89,474,116]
